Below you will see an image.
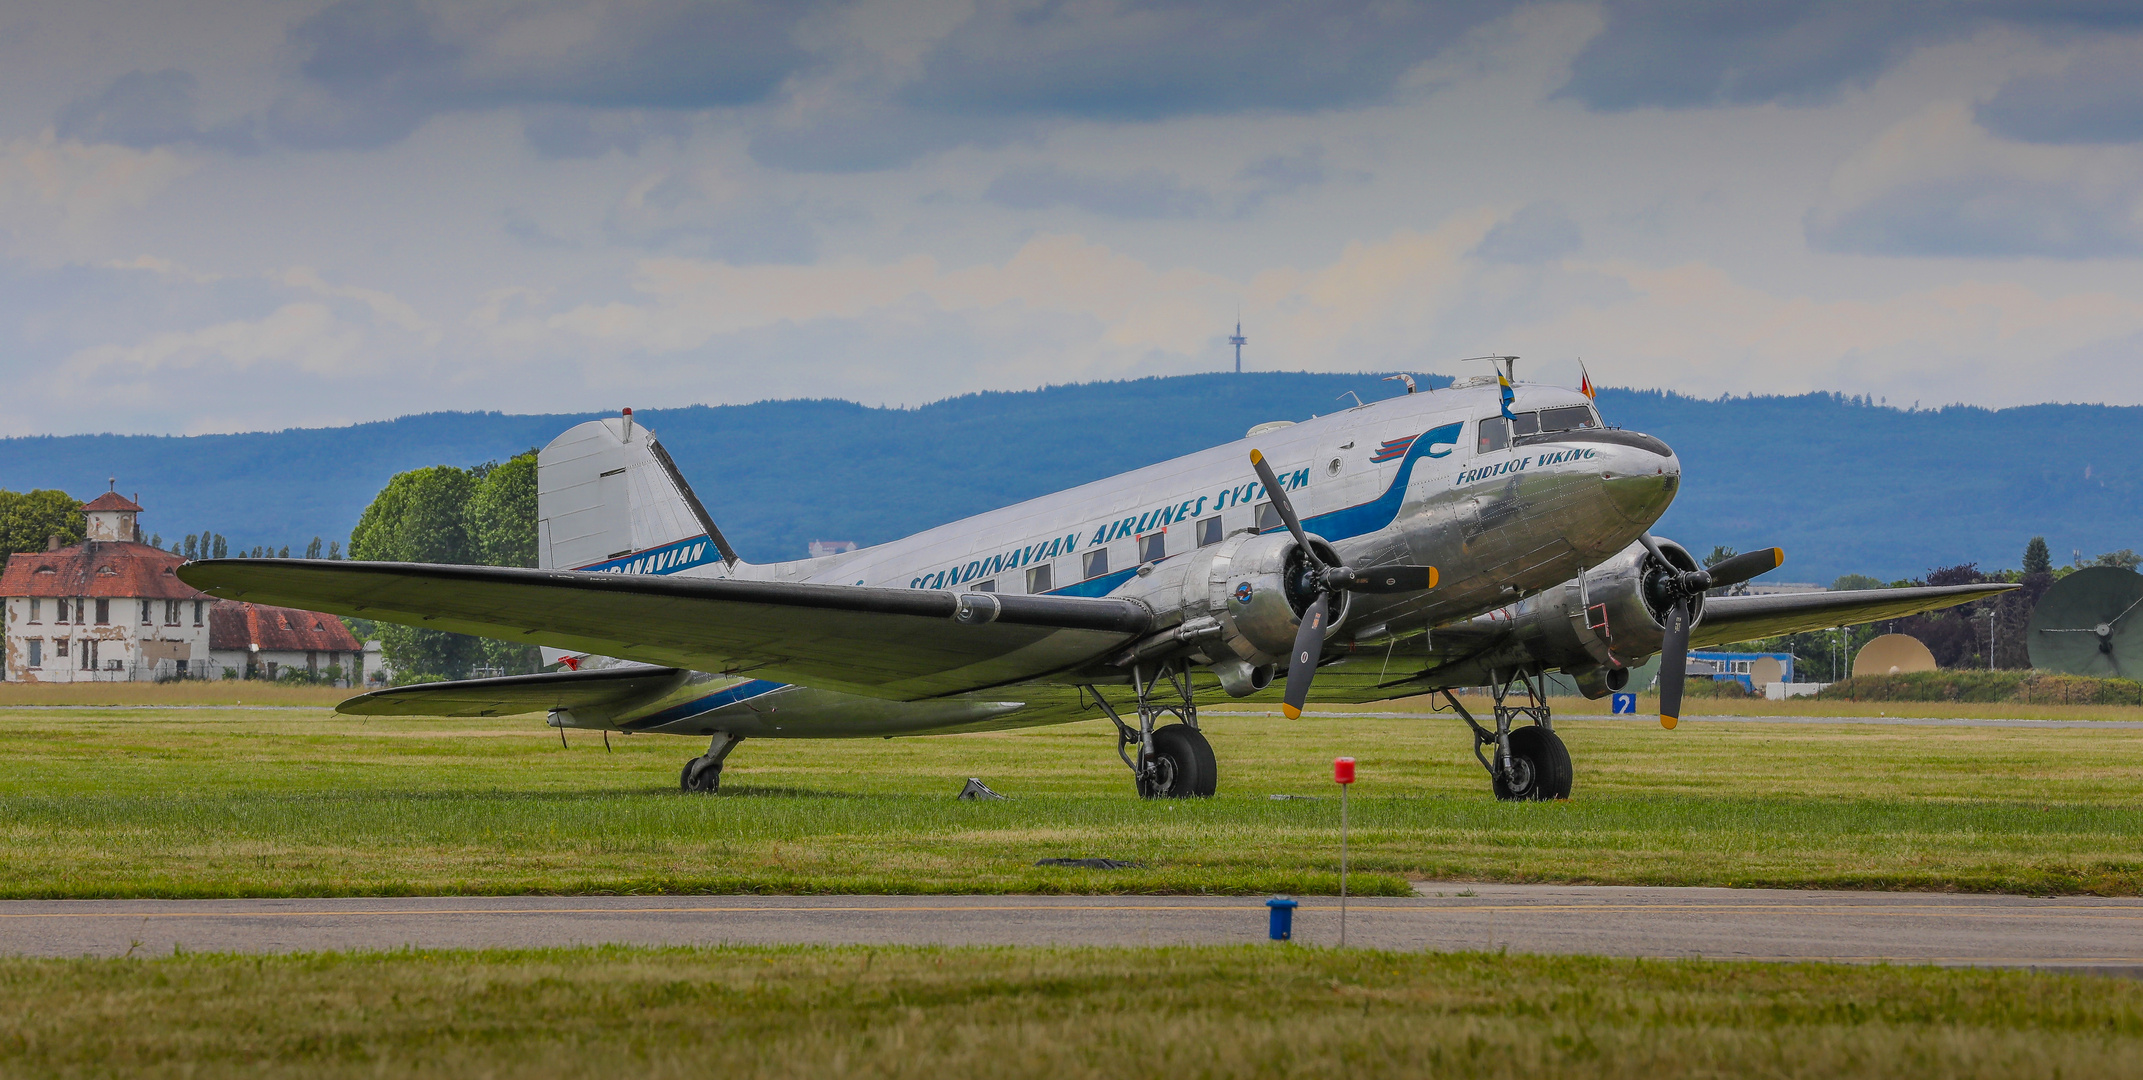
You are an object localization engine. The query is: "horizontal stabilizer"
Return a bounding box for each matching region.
[338,666,690,718]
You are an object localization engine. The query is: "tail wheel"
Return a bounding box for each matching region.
[1138,724,1217,799]
[1492,725,1572,801]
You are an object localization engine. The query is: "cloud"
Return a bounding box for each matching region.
[1558,1,2143,112]
[520,106,689,159]
[1807,104,2143,259]
[1812,175,2143,259]
[55,70,256,154]
[1978,39,2143,145]
[600,169,820,262]
[63,1,823,153]
[900,0,1509,120]
[1472,202,1583,263]
[983,165,1212,218]
[0,134,194,254]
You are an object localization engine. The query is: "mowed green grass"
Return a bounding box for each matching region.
[1,706,2139,897]
[3,945,2139,1079]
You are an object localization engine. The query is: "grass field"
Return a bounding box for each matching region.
[2,702,2139,898]
[1,945,2137,1078]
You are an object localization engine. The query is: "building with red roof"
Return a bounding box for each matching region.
[208,601,369,683]
[2,490,378,684]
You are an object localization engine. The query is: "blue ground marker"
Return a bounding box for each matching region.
[1611,692,1637,714]
[1266,896,1298,941]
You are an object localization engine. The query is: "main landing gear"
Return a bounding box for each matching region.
[1441,673,1572,801]
[1084,660,1217,799]
[680,731,741,793]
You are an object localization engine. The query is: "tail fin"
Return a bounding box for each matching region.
[537,412,739,575]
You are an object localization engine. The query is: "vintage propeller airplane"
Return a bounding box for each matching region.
[177,364,2010,799]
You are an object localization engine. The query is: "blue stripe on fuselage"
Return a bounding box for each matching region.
[1300,421,1462,542]
[622,678,787,731]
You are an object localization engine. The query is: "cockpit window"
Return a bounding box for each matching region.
[1510,411,1540,437]
[1477,417,1510,452]
[1540,405,1598,432]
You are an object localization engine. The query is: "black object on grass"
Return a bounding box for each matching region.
[1035,858,1143,870]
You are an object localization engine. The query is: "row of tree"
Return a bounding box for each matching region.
[347,453,540,682]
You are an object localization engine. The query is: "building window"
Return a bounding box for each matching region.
[56,599,69,623]
[165,600,180,625]
[1083,548,1110,580]
[1026,564,1053,594]
[971,578,996,593]
[76,598,87,624]
[79,640,91,670]
[141,599,153,625]
[94,599,109,625]
[193,600,205,626]
[25,639,40,668]
[1197,516,1223,547]
[1254,502,1283,533]
[27,598,38,623]
[1138,532,1166,564]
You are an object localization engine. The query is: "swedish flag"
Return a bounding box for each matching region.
[1498,370,1516,420]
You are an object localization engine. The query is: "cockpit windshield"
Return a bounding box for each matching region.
[1478,404,1601,452]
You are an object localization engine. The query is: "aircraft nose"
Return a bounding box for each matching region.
[1594,433,1680,526]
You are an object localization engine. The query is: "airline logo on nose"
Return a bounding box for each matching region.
[1234,582,1254,603]
[1371,435,1417,463]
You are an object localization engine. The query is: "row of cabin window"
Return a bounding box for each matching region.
[1476,405,1599,453]
[959,503,1290,595]
[24,598,206,626]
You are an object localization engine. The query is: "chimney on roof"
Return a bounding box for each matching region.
[46,534,59,552]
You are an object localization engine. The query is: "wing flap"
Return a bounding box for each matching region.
[1693,583,2016,647]
[177,559,1152,701]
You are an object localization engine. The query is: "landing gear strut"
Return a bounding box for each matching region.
[1442,673,1571,801]
[1084,660,1216,798]
[680,731,741,793]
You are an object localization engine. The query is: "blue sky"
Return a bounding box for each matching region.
[4,0,2143,434]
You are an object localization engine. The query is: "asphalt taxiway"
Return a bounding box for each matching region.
[4,885,2137,974]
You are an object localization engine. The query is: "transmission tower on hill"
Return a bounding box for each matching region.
[1230,319,1247,374]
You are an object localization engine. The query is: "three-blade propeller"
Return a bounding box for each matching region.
[1248,450,1438,719]
[1638,537,1784,729]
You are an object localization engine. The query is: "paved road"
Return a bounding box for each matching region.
[1249,710,2143,729]
[3,886,2137,974]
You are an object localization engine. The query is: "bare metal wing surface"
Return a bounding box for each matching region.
[1690,584,2015,648]
[175,559,1152,701]
[338,666,690,718]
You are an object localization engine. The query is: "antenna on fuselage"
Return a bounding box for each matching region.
[1458,355,1520,383]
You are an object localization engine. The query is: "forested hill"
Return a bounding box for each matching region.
[1,373,2135,583]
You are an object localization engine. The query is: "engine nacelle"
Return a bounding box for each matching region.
[1461,538,1704,697]
[1175,530,1351,666]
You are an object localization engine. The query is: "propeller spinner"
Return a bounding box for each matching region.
[1248,449,1438,719]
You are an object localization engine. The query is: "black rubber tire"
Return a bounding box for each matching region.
[1491,725,1572,801]
[1139,724,1218,799]
[680,760,721,793]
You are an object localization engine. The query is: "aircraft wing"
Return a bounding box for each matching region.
[337,666,690,718]
[176,559,1153,701]
[1691,583,2015,647]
